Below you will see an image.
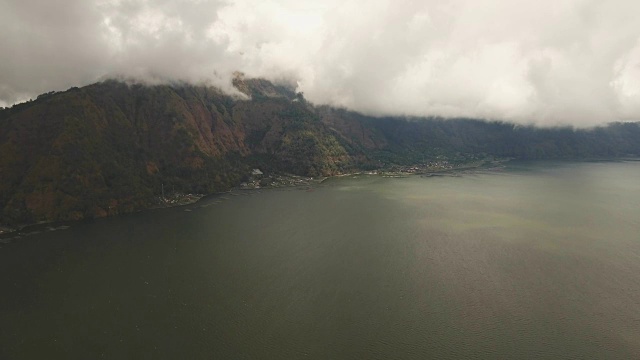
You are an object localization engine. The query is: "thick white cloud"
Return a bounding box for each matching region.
[1,0,640,126]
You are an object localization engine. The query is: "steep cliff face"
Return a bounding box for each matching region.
[1,78,640,226]
[0,80,351,225]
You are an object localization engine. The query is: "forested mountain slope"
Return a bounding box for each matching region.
[1,78,639,225]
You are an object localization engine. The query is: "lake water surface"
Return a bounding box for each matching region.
[2,161,640,359]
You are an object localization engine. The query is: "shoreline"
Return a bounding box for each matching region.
[0,159,505,239]
[0,175,325,239]
[0,157,512,239]
[7,156,622,240]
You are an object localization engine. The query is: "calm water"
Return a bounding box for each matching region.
[2,161,640,359]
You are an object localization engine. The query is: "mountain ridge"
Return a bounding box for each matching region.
[1,78,639,227]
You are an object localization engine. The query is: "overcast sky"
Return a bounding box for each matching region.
[1,0,640,126]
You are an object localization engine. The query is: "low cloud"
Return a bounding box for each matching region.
[1,0,640,126]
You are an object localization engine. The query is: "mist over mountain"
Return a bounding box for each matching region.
[2,0,640,126]
[1,78,639,226]
[4,4,640,358]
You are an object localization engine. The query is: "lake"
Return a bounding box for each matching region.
[1,161,640,359]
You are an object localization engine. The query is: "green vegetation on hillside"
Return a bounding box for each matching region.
[1,79,639,226]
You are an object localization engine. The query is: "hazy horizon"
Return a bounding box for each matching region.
[2,0,640,127]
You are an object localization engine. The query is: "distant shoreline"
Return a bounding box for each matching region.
[2,157,638,241]
[0,159,497,239]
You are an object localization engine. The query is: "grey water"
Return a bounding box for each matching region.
[1,161,640,359]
